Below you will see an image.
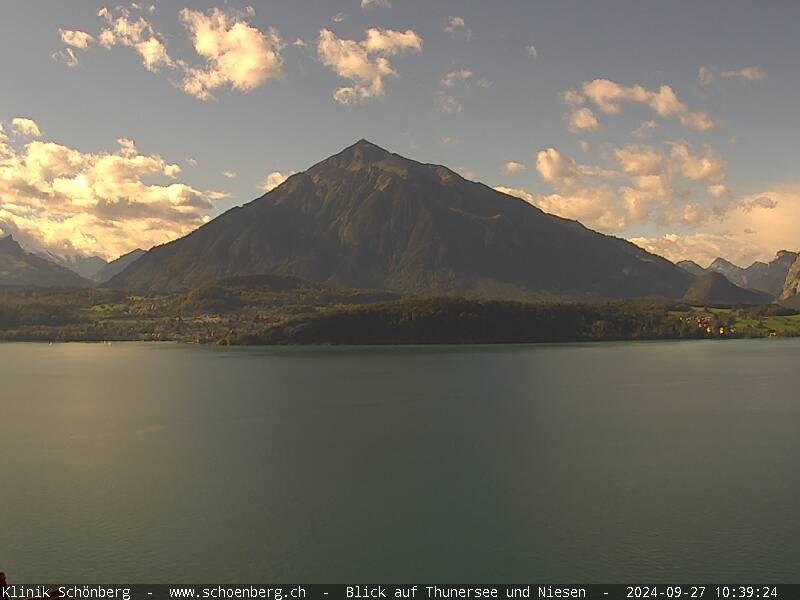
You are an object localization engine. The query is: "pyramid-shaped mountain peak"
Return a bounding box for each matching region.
[0,234,24,254]
[110,140,693,300]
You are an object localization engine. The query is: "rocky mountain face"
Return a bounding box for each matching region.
[706,257,749,288]
[0,235,91,287]
[110,140,693,300]
[745,250,798,296]
[697,251,797,297]
[683,272,772,306]
[92,248,145,284]
[778,255,800,307]
[676,260,706,277]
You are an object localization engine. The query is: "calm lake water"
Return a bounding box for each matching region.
[1,340,799,583]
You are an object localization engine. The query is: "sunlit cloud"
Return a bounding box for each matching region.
[317,27,422,104]
[261,170,295,191]
[502,161,527,174]
[444,16,471,40]
[55,4,284,101]
[567,78,714,131]
[11,118,42,138]
[0,117,224,260]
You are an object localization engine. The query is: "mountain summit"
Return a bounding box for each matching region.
[110,140,693,299]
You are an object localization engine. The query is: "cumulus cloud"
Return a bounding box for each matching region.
[11,118,42,138]
[59,29,94,49]
[262,170,294,191]
[569,78,714,131]
[435,92,463,114]
[96,5,175,72]
[444,16,471,40]
[721,66,766,81]
[700,65,766,87]
[526,45,538,58]
[362,0,392,8]
[223,170,237,179]
[55,5,284,101]
[698,65,715,87]
[331,13,348,23]
[179,7,284,100]
[502,161,527,174]
[317,27,422,104]
[0,118,224,260]
[629,189,795,267]
[633,120,658,138]
[494,139,740,236]
[566,107,599,132]
[435,67,489,113]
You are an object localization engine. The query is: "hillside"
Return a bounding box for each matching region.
[0,235,91,287]
[110,140,692,300]
[683,272,772,305]
[92,248,146,284]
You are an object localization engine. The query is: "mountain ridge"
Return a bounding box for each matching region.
[0,235,91,287]
[110,139,693,300]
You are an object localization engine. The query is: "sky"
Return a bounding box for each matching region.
[0,0,799,267]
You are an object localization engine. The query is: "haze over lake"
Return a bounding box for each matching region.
[2,340,799,582]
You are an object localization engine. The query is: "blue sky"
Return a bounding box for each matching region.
[0,0,798,266]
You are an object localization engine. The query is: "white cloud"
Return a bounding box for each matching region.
[440,136,460,145]
[435,92,462,114]
[58,6,283,101]
[262,170,294,191]
[435,67,489,113]
[572,78,714,131]
[0,118,223,260]
[185,158,198,167]
[51,48,81,67]
[223,170,238,179]
[698,65,715,87]
[441,68,472,88]
[566,107,599,132]
[11,118,42,138]
[526,45,538,58]
[721,66,766,81]
[629,189,796,267]
[331,13,348,23]
[669,142,725,184]
[179,7,284,100]
[292,38,307,48]
[502,161,527,174]
[444,16,471,40]
[495,139,739,237]
[59,29,94,49]
[633,120,658,138]
[96,5,175,72]
[362,0,392,8]
[317,28,422,104]
[699,65,766,87]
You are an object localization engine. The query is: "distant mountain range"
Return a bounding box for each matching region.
[2,139,796,307]
[110,139,694,300]
[679,251,798,297]
[0,235,90,287]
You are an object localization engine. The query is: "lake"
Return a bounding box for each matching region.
[1,340,799,583]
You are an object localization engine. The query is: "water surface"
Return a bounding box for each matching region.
[1,340,799,582]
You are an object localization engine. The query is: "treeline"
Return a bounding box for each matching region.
[236,297,707,345]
